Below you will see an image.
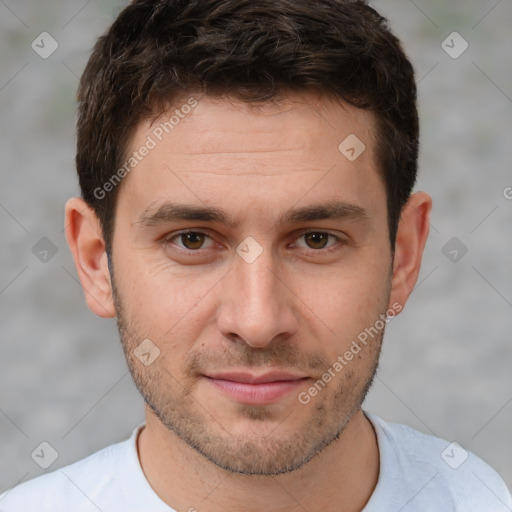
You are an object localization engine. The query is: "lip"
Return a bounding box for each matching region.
[203,370,310,405]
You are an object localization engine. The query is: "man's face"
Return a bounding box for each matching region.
[110,92,393,475]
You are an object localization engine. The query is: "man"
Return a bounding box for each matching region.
[1,0,510,510]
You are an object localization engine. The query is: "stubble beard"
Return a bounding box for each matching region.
[111,277,384,476]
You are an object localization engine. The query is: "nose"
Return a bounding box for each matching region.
[216,244,299,349]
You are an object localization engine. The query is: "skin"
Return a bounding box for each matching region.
[65,91,431,512]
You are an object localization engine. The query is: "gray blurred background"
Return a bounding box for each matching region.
[1,0,511,495]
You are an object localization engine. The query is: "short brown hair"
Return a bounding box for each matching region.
[76,0,418,255]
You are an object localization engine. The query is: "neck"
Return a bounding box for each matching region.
[137,408,380,512]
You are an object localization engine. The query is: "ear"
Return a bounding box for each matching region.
[388,191,432,313]
[64,197,116,318]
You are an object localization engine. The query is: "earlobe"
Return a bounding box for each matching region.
[64,197,116,318]
[388,191,432,313]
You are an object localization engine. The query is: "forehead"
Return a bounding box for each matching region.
[116,91,385,228]
[145,91,376,162]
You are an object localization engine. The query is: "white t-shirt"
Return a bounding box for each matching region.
[1,412,510,511]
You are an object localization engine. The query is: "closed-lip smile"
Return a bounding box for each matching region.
[203,370,310,405]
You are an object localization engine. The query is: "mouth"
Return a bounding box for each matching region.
[202,370,311,405]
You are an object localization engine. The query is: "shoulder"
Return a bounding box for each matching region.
[365,412,512,511]
[0,428,140,512]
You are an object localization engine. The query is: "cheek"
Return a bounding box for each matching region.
[117,261,221,349]
[302,258,390,352]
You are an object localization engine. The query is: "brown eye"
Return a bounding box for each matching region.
[304,232,330,249]
[180,232,206,250]
[293,231,342,253]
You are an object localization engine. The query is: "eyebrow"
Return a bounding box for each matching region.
[136,200,369,229]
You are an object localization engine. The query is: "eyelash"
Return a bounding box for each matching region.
[162,229,346,257]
